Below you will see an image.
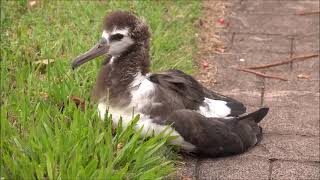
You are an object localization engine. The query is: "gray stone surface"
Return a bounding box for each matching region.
[233,0,320,15]
[271,161,320,180]
[264,57,319,92]
[294,35,320,54]
[278,0,320,14]
[231,34,291,54]
[208,52,294,92]
[261,92,319,136]
[291,56,320,78]
[227,13,319,35]
[260,106,319,136]
[198,157,270,180]
[253,134,320,162]
[219,90,261,107]
[263,91,319,107]
[222,134,320,162]
[210,54,263,92]
[176,156,197,179]
[188,0,320,179]
[229,52,292,73]
[234,0,283,15]
[264,72,319,92]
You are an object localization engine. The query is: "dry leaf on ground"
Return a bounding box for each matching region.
[33,59,55,65]
[69,96,86,111]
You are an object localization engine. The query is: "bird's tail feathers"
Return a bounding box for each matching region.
[238,107,269,123]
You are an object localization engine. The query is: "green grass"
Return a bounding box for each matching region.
[1,0,201,179]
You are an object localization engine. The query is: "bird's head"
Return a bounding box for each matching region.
[71,11,150,69]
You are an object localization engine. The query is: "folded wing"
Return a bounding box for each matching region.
[148,70,246,117]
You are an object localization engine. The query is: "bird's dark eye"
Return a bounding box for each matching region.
[110,34,124,41]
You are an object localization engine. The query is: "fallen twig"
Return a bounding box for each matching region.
[246,53,319,70]
[233,67,288,81]
[296,10,320,15]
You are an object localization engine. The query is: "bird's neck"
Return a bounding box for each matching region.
[114,44,150,75]
[92,45,150,106]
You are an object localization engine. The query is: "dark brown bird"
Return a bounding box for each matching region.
[71,11,269,157]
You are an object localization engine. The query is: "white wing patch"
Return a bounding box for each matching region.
[198,98,231,118]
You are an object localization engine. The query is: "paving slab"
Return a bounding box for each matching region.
[260,106,319,136]
[207,54,294,106]
[261,92,319,136]
[233,0,282,15]
[226,13,319,35]
[176,156,197,180]
[218,133,320,162]
[233,0,320,15]
[264,68,319,93]
[210,54,264,92]
[253,134,320,162]
[263,55,319,92]
[198,157,269,180]
[226,52,292,73]
[213,65,263,92]
[205,52,270,106]
[271,161,320,180]
[192,0,320,179]
[263,90,319,107]
[279,0,320,14]
[230,34,291,54]
[209,51,315,101]
[290,56,320,78]
[294,34,320,54]
[218,90,261,107]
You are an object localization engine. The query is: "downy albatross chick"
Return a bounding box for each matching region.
[71,11,269,157]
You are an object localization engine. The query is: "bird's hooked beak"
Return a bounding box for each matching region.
[71,38,109,69]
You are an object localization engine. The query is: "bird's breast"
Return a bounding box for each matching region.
[97,74,196,151]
